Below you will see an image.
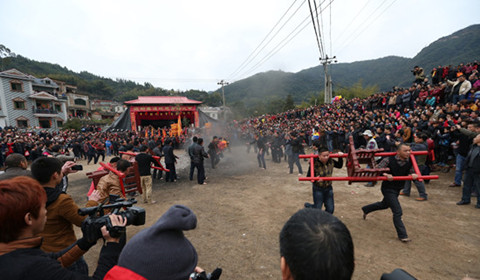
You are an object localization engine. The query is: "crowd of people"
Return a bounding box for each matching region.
[0,60,479,279]
[240,61,480,203]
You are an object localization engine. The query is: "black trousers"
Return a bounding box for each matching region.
[194,162,206,184]
[362,186,408,239]
[165,162,176,182]
[189,161,195,180]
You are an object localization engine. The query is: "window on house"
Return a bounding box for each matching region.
[54,104,62,112]
[13,100,26,110]
[10,81,23,92]
[74,98,87,106]
[57,120,63,127]
[17,120,28,128]
[39,119,51,128]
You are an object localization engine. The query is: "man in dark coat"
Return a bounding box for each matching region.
[162,139,178,182]
[188,136,198,181]
[207,136,219,169]
[456,133,480,208]
[192,138,209,185]
[135,145,160,204]
[362,144,418,242]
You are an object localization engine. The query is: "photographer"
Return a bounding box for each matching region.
[31,157,101,274]
[412,66,425,85]
[0,176,125,279]
[104,205,218,280]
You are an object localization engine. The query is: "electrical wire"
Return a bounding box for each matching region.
[333,0,371,47]
[334,0,389,54]
[236,0,335,79]
[227,0,302,80]
[336,0,398,56]
[313,0,325,57]
[308,0,324,58]
[230,0,331,81]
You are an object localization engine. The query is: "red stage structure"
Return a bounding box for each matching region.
[124,96,202,132]
[299,136,439,184]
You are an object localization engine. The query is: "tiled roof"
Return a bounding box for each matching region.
[125,96,202,105]
[0,69,33,80]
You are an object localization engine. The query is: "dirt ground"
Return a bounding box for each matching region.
[68,145,480,280]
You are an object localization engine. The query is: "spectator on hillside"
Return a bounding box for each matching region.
[448,74,472,104]
[412,66,426,84]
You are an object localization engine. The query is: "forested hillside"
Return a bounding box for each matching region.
[1,24,478,118]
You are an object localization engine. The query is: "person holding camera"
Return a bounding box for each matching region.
[279,208,354,280]
[31,157,101,275]
[412,66,425,85]
[0,176,126,279]
[104,204,220,280]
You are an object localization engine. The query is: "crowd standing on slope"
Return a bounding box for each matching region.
[0,61,479,280]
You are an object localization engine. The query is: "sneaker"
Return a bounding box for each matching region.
[415,197,427,201]
[399,238,411,243]
[399,191,410,196]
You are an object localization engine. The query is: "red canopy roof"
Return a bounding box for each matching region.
[124,96,202,105]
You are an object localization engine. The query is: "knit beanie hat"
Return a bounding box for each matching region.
[117,204,198,280]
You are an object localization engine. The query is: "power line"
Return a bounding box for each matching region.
[227,0,303,80]
[329,0,332,56]
[234,0,334,80]
[334,0,389,54]
[313,0,325,57]
[333,0,371,47]
[307,0,324,57]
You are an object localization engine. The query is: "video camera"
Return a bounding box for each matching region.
[190,268,222,280]
[78,195,146,243]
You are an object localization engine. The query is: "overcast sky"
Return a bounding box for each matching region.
[0,0,478,92]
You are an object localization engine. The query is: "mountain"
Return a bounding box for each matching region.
[219,24,480,106]
[1,24,478,115]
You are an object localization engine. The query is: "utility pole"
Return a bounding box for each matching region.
[320,55,337,104]
[217,80,229,120]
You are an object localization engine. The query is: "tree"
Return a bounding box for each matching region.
[205,92,222,107]
[283,94,295,111]
[266,97,285,114]
[334,80,379,100]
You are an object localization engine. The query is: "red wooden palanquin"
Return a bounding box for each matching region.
[299,136,439,184]
[86,161,143,197]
